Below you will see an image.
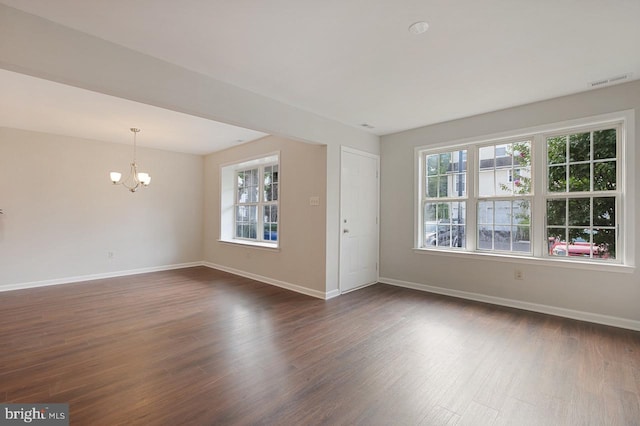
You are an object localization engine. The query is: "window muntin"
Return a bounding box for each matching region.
[417,119,625,264]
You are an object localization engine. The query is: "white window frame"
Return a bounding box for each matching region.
[414,110,635,272]
[220,152,280,249]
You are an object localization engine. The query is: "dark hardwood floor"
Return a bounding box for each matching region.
[1,267,638,425]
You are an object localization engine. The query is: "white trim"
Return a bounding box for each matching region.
[411,247,634,273]
[0,262,203,293]
[202,262,330,300]
[217,239,279,250]
[325,289,341,299]
[340,281,377,294]
[379,276,640,331]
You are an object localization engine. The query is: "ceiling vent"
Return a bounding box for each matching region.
[588,73,632,88]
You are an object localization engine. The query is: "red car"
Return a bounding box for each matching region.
[549,239,607,258]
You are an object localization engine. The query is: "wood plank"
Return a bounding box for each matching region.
[1,267,638,425]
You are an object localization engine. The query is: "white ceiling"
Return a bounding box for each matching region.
[0,69,267,154]
[2,0,639,148]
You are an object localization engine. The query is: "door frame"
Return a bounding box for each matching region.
[339,146,380,294]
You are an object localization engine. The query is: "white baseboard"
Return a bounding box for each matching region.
[325,289,341,299]
[379,276,640,332]
[202,262,330,299]
[0,262,204,293]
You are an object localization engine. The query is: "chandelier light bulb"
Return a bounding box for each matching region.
[110,172,122,184]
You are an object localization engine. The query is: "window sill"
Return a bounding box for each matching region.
[218,239,279,251]
[412,247,635,273]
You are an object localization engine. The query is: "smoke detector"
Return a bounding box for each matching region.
[408,21,429,35]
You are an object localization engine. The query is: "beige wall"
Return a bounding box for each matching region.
[380,80,640,326]
[0,5,379,296]
[0,128,204,287]
[204,136,327,295]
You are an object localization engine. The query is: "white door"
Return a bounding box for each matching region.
[340,147,379,293]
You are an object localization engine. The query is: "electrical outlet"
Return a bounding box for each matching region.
[514,270,524,280]
[108,251,114,259]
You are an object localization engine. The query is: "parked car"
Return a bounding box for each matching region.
[549,238,607,258]
[425,227,463,247]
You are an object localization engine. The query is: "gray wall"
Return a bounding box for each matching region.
[380,80,640,326]
[204,136,327,296]
[0,128,204,287]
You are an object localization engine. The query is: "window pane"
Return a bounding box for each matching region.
[454,174,466,197]
[568,198,590,226]
[547,136,566,165]
[569,132,590,162]
[568,163,590,192]
[478,170,494,197]
[593,228,615,260]
[438,202,450,221]
[453,225,465,248]
[512,226,530,253]
[426,177,438,198]
[568,229,592,258]
[248,169,259,202]
[548,165,566,192]
[513,200,530,225]
[494,201,511,225]
[496,169,512,195]
[438,176,449,197]
[593,129,616,160]
[477,201,492,224]
[593,161,616,191]
[424,203,437,222]
[593,197,615,227]
[427,155,439,176]
[479,146,494,170]
[439,153,451,174]
[513,167,530,195]
[494,228,511,251]
[548,228,567,256]
[478,226,492,250]
[546,199,566,226]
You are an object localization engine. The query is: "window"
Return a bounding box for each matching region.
[545,129,617,260]
[422,150,467,248]
[416,112,631,266]
[477,141,532,254]
[221,153,279,247]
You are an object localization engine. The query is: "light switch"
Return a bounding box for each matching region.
[309,196,320,206]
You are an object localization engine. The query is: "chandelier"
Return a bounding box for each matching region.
[109,128,151,192]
